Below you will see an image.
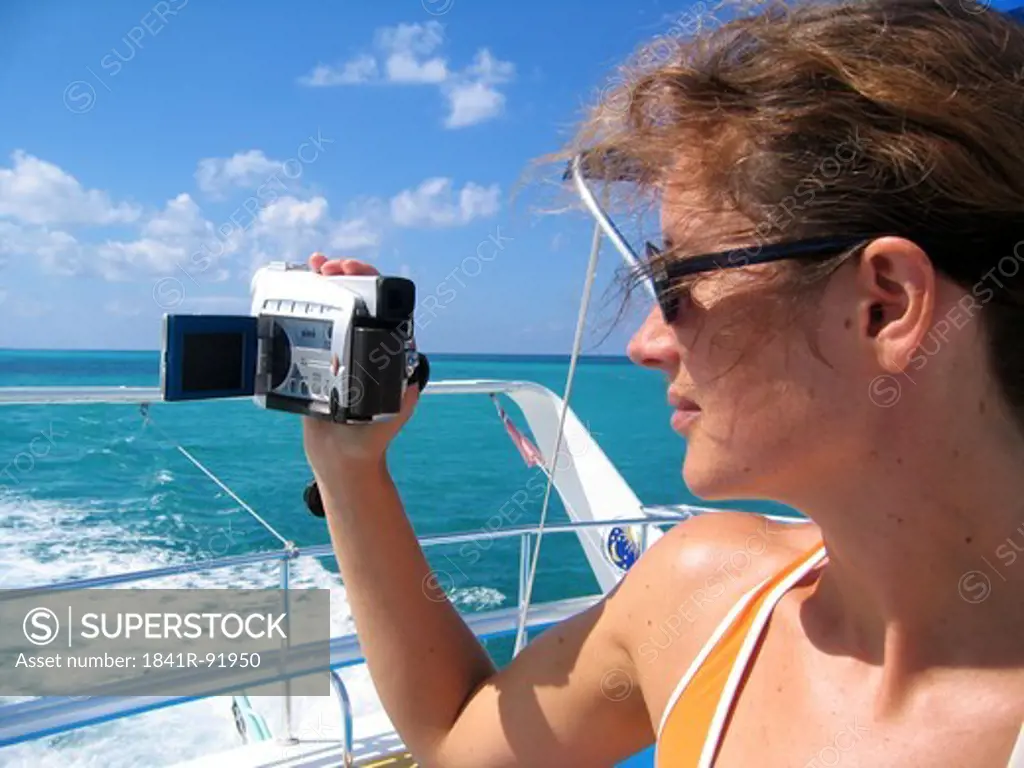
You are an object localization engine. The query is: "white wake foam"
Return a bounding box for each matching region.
[0,494,505,767]
[0,495,358,768]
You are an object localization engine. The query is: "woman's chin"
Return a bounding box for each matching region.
[682,453,754,501]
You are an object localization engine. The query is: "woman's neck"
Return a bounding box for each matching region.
[789,396,1024,684]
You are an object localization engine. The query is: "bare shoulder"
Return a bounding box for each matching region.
[614,511,821,607]
[649,510,818,578]
[602,511,821,723]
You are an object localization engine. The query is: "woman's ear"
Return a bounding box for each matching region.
[855,236,936,373]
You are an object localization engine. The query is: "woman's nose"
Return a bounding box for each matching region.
[627,307,679,371]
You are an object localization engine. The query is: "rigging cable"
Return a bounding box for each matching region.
[512,216,604,655]
[139,403,295,552]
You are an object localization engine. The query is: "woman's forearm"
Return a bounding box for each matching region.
[315,457,496,759]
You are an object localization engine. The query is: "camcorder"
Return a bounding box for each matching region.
[160,261,430,516]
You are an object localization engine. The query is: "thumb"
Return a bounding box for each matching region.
[390,380,422,431]
[403,379,422,413]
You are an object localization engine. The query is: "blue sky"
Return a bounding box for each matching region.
[0,0,1019,353]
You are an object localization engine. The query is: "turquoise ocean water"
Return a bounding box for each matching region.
[0,349,794,767]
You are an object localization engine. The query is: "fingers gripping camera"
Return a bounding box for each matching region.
[161,262,428,422]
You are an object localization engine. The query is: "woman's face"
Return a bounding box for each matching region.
[628,191,872,502]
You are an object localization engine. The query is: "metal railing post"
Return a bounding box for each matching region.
[515,533,531,656]
[330,671,355,767]
[277,553,298,745]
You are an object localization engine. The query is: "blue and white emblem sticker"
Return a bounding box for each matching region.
[606,526,640,571]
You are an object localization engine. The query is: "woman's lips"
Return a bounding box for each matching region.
[671,409,701,433]
[669,396,701,433]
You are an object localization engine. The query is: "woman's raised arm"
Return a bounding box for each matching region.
[303,254,653,767]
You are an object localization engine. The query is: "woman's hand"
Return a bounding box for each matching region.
[301,253,422,482]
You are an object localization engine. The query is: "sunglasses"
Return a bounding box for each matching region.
[642,236,870,322]
[567,154,869,323]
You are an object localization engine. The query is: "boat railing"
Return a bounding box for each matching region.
[328,670,355,767]
[0,513,686,753]
[6,514,695,596]
[0,378,575,405]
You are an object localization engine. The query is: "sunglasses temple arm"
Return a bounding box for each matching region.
[571,156,658,300]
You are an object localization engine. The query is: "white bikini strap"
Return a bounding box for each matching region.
[654,543,827,764]
[698,545,828,768]
[656,575,770,737]
[1008,727,1024,767]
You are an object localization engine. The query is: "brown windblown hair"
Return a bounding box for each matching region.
[566,0,1024,423]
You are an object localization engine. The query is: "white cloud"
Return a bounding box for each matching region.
[86,184,372,286]
[94,238,188,280]
[97,192,384,282]
[104,300,142,317]
[248,196,343,271]
[2,296,51,318]
[257,196,329,229]
[298,23,512,128]
[1,152,499,294]
[0,220,83,275]
[0,151,140,226]
[330,217,381,251]
[458,183,502,221]
[444,81,506,128]
[195,150,285,197]
[443,49,515,128]
[299,22,449,87]
[91,193,221,281]
[378,22,448,84]
[390,178,500,228]
[386,51,448,84]
[245,196,383,273]
[376,21,445,57]
[299,55,378,86]
[142,193,212,240]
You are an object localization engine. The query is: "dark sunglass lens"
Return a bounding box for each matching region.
[644,240,683,323]
[660,294,679,323]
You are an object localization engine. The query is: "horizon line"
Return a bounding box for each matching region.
[0,347,631,359]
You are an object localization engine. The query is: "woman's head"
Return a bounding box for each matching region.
[570,0,1024,502]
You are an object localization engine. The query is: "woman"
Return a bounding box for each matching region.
[302,0,1024,764]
